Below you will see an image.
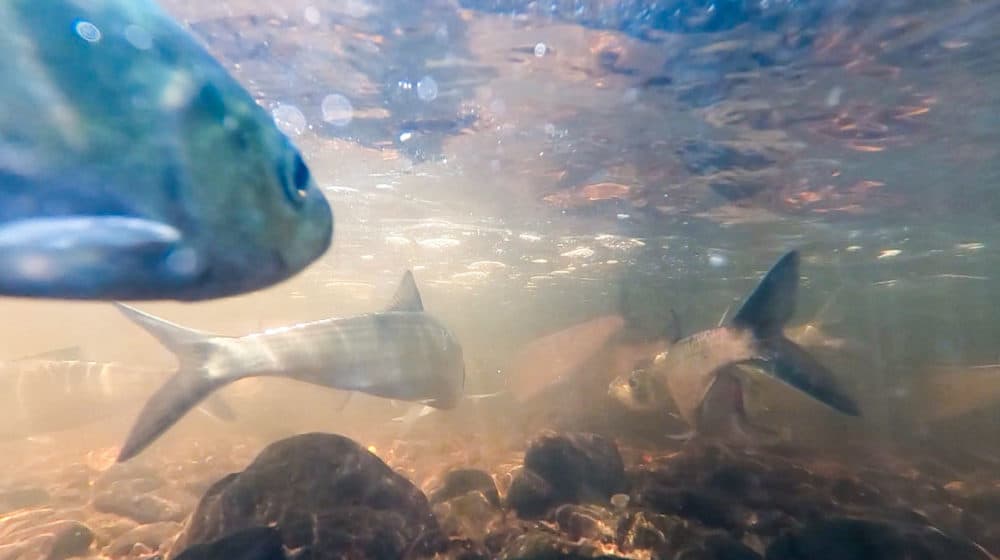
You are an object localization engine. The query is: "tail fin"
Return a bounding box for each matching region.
[756,337,860,416]
[730,251,861,417]
[731,250,799,338]
[113,303,238,462]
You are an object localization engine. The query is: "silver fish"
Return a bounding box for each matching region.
[609,250,859,439]
[0,0,332,301]
[0,349,234,440]
[113,270,466,461]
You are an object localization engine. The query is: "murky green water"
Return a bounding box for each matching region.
[2,1,1000,558]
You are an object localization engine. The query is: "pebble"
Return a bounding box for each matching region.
[92,490,185,524]
[0,520,95,560]
[107,521,182,556]
[429,469,500,508]
[506,468,556,519]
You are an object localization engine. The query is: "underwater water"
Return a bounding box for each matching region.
[2,0,1000,558]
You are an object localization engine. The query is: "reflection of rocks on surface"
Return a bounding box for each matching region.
[171,432,444,559]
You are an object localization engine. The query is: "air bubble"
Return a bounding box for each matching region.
[321,94,353,126]
[74,20,101,43]
[304,6,321,24]
[272,104,307,136]
[417,76,438,101]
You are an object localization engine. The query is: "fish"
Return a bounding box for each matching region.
[112,270,466,461]
[504,315,627,402]
[0,0,332,301]
[608,250,860,439]
[0,348,235,440]
[897,364,1000,422]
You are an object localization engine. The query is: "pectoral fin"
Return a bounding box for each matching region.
[0,216,204,299]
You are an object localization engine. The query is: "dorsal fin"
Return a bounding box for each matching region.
[731,250,799,337]
[384,270,424,312]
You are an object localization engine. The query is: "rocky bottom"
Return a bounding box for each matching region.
[1,430,998,560]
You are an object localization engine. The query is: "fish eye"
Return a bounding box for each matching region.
[277,149,312,206]
[292,153,310,196]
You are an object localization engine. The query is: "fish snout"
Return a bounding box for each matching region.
[284,186,334,273]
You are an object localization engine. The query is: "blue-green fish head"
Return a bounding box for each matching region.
[0,0,333,301]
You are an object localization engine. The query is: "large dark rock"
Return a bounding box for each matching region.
[174,527,286,560]
[765,517,991,560]
[508,432,627,519]
[172,433,444,559]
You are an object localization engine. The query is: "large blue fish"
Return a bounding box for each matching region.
[0,0,332,300]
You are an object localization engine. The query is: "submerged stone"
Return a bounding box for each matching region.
[554,504,617,542]
[92,489,185,524]
[514,432,626,516]
[0,519,95,560]
[507,468,558,519]
[430,468,501,508]
[500,529,631,559]
[107,521,182,556]
[172,432,444,559]
[765,517,991,560]
[174,526,286,560]
[435,490,503,540]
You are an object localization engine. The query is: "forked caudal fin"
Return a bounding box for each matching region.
[113,303,239,462]
[730,250,861,417]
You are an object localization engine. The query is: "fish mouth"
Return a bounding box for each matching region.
[284,188,334,273]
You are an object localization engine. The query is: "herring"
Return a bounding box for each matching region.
[0,347,234,440]
[113,270,465,461]
[609,250,860,439]
[0,0,332,301]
